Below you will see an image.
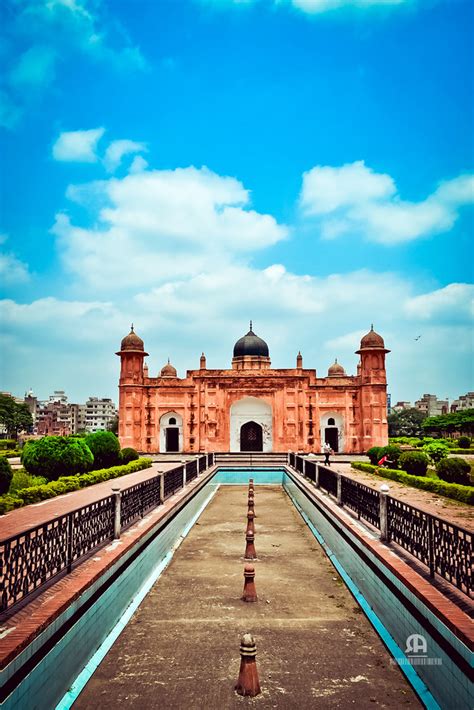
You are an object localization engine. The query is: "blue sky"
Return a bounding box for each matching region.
[0,0,473,405]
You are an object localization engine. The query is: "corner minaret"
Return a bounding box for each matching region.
[116,324,149,385]
[355,324,390,385]
[356,325,390,448]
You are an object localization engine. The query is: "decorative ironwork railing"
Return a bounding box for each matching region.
[288,455,473,597]
[186,459,198,482]
[163,465,184,499]
[318,465,338,497]
[0,454,213,613]
[341,477,380,529]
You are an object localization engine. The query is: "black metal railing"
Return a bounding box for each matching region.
[341,477,380,529]
[0,454,214,613]
[288,454,473,597]
[186,459,198,482]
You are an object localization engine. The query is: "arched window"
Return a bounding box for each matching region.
[328,417,335,426]
[169,417,176,425]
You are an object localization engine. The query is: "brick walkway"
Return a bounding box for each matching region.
[0,463,176,540]
[332,463,474,530]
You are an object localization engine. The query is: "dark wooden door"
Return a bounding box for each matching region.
[166,427,179,452]
[240,421,263,452]
[324,427,339,452]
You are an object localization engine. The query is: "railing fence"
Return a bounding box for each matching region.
[0,453,214,613]
[288,453,472,598]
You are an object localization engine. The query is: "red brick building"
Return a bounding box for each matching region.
[117,324,389,454]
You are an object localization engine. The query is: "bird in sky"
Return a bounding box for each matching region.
[414,335,422,341]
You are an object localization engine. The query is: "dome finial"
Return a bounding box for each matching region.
[131,323,134,332]
[370,323,374,331]
[249,319,253,332]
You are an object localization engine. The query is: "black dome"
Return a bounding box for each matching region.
[233,322,269,358]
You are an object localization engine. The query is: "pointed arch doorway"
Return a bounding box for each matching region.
[240,420,263,452]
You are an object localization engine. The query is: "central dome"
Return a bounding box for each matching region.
[233,322,269,358]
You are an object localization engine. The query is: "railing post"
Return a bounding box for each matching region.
[302,458,307,477]
[182,459,187,488]
[428,516,435,578]
[336,473,342,506]
[67,512,73,573]
[314,463,319,488]
[159,471,165,503]
[379,492,388,541]
[112,487,122,538]
[287,451,290,465]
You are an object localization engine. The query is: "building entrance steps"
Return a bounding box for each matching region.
[73,486,421,709]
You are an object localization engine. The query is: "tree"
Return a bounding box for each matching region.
[0,394,33,439]
[22,436,94,481]
[388,408,425,437]
[107,415,119,435]
[422,409,474,436]
[85,431,121,469]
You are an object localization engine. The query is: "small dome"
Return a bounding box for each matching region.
[360,324,385,349]
[233,321,269,358]
[328,358,346,376]
[160,359,177,378]
[120,324,144,351]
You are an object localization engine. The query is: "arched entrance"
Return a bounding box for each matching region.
[230,397,272,452]
[320,413,344,453]
[240,421,263,452]
[159,412,183,453]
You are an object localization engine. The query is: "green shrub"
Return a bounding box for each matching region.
[85,431,121,470]
[458,436,471,449]
[121,447,139,464]
[351,462,474,504]
[382,445,402,467]
[399,451,429,476]
[436,457,471,486]
[22,436,94,481]
[423,441,450,464]
[0,494,23,515]
[8,470,48,494]
[0,457,13,495]
[0,439,17,450]
[5,458,152,509]
[366,446,383,465]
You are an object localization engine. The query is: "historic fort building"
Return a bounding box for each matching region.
[117,323,390,454]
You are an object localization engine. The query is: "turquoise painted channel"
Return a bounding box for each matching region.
[4,468,469,710]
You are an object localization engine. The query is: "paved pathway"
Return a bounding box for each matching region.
[332,463,474,529]
[74,486,420,709]
[0,463,175,540]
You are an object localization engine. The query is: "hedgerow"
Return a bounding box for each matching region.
[351,462,474,505]
[0,458,152,514]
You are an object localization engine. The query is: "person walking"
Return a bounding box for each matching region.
[323,442,331,466]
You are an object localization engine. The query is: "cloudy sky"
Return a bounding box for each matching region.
[0,0,472,405]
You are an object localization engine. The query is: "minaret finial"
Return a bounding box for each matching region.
[167,357,170,364]
[131,323,134,332]
[370,323,374,331]
[250,319,253,332]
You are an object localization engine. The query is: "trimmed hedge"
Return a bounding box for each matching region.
[22,436,94,481]
[0,458,152,514]
[458,436,471,449]
[398,451,429,476]
[450,448,474,455]
[436,457,471,486]
[121,447,139,464]
[351,462,474,505]
[0,439,17,450]
[85,431,121,470]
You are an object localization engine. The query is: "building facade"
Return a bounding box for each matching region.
[415,394,449,418]
[117,324,390,454]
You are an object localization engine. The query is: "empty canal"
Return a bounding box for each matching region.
[73,485,420,709]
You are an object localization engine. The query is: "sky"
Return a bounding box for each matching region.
[0,0,473,406]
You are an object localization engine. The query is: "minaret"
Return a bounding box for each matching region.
[116,325,149,449]
[296,351,303,369]
[116,324,148,384]
[200,352,207,370]
[355,325,390,449]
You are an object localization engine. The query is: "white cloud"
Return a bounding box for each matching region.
[0,235,31,284]
[290,0,406,13]
[299,161,474,245]
[404,283,474,322]
[52,127,105,162]
[53,165,289,289]
[1,0,146,129]
[103,139,148,173]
